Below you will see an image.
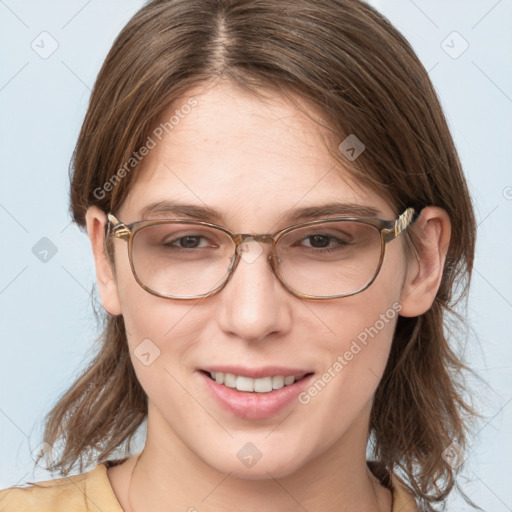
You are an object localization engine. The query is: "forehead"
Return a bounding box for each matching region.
[118,80,391,228]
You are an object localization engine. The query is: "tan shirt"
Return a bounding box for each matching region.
[0,462,418,511]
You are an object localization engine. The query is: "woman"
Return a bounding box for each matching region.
[0,0,478,510]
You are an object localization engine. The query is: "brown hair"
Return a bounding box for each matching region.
[39,0,478,508]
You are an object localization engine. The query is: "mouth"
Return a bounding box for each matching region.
[201,370,312,393]
[198,368,315,419]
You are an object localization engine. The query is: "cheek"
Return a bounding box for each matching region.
[316,240,405,355]
[296,246,406,431]
[112,246,185,342]
[294,296,401,454]
[120,290,202,362]
[335,247,406,381]
[112,254,202,389]
[313,291,401,391]
[118,292,211,435]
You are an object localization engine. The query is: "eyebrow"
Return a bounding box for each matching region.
[140,201,223,222]
[139,201,382,224]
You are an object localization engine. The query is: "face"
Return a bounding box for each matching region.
[95,80,412,479]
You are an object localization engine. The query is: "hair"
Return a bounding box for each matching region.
[38,0,479,509]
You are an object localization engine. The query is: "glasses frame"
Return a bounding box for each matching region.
[106,207,418,301]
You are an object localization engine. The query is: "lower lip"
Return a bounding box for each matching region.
[200,371,314,420]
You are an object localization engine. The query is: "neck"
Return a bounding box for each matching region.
[121,404,392,512]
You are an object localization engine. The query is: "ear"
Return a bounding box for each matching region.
[85,206,122,316]
[399,206,451,317]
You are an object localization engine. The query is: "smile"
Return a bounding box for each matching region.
[199,368,314,419]
[207,371,307,393]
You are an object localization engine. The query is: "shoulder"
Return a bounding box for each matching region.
[0,463,124,512]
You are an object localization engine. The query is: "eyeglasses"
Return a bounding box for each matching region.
[106,207,418,300]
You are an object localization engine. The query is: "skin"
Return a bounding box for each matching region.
[86,79,451,512]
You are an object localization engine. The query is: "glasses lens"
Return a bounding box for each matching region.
[131,223,235,298]
[275,221,382,297]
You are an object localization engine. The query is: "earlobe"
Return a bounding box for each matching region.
[85,206,122,316]
[399,207,451,317]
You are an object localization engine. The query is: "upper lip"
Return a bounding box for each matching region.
[200,365,314,379]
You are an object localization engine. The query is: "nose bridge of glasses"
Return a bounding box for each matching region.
[234,234,276,260]
[236,233,275,244]
[230,233,276,269]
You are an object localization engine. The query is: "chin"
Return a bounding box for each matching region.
[201,445,309,480]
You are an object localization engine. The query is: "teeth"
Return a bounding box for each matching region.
[224,373,236,388]
[272,375,284,389]
[209,372,305,393]
[284,375,295,386]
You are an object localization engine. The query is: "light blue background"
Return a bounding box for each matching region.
[1,1,511,510]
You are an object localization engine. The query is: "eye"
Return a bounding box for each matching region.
[164,235,212,249]
[137,224,225,253]
[301,234,348,249]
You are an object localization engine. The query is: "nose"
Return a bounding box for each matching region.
[215,239,293,343]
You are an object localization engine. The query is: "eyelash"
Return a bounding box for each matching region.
[163,234,350,252]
